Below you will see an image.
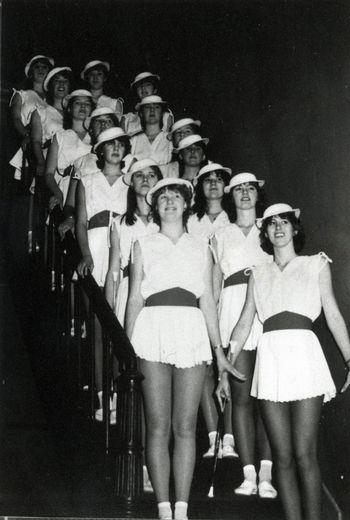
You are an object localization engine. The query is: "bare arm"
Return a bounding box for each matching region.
[105,223,121,309]
[199,247,246,382]
[45,136,63,210]
[124,241,144,338]
[11,92,28,138]
[30,110,45,175]
[319,262,350,392]
[75,181,93,276]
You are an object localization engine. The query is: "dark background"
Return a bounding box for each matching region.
[1,0,350,510]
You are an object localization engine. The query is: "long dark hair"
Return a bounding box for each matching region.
[121,165,163,226]
[227,182,267,223]
[259,212,305,254]
[192,170,232,220]
[151,184,192,228]
[95,136,131,170]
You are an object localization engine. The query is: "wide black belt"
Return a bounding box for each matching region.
[263,311,313,333]
[145,287,198,307]
[223,268,250,288]
[88,210,118,230]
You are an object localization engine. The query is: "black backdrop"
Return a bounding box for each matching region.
[2,0,350,508]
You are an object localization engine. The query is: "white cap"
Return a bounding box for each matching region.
[62,89,93,109]
[124,158,162,185]
[84,106,117,130]
[224,172,265,193]
[174,134,209,153]
[136,95,166,111]
[80,60,110,80]
[146,178,194,205]
[43,66,72,91]
[168,118,201,136]
[24,55,54,77]
[256,203,301,228]
[194,163,232,183]
[130,71,160,88]
[93,127,128,152]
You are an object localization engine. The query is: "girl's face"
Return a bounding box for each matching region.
[87,68,106,90]
[91,114,115,138]
[136,80,157,100]
[141,103,163,125]
[70,96,93,120]
[156,187,186,222]
[266,215,295,250]
[52,74,70,99]
[232,182,258,210]
[202,171,225,200]
[102,138,126,164]
[31,60,50,83]
[181,144,206,167]
[132,167,159,196]
[173,124,196,147]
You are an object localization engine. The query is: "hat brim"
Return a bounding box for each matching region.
[224,179,264,194]
[256,207,301,228]
[174,137,209,153]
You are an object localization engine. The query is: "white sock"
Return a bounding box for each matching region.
[174,501,188,520]
[259,459,273,482]
[208,431,217,445]
[97,391,103,408]
[223,433,234,446]
[243,464,257,483]
[158,501,172,520]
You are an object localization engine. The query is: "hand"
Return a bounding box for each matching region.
[215,373,230,411]
[341,367,350,393]
[216,348,246,382]
[58,217,74,240]
[77,255,94,277]
[49,192,63,211]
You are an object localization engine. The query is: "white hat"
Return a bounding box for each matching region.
[62,89,93,109]
[43,66,72,91]
[80,60,110,80]
[146,178,194,205]
[84,106,117,130]
[256,203,301,228]
[130,71,160,88]
[136,95,166,111]
[124,158,162,186]
[168,118,201,136]
[194,163,232,184]
[224,172,265,193]
[93,127,128,152]
[174,134,209,153]
[24,55,54,77]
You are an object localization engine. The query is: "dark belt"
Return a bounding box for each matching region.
[88,210,118,230]
[123,265,129,278]
[223,268,250,288]
[263,311,313,333]
[145,287,198,307]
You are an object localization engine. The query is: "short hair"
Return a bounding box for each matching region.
[259,212,306,254]
[133,76,159,93]
[192,169,232,220]
[46,69,73,106]
[139,103,166,129]
[228,182,267,223]
[95,136,131,170]
[150,184,192,228]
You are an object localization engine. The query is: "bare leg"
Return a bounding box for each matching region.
[139,359,172,503]
[292,397,323,520]
[172,363,207,502]
[260,400,302,520]
[200,364,219,433]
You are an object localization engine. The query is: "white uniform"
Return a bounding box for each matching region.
[54,129,91,203]
[251,253,336,403]
[113,215,159,325]
[123,111,174,137]
[95,94,123,119]
[130,130,173,166]
[187,211,230,241]
[215,224,271,349]
[81,170,129,286]
[131,233,213,368]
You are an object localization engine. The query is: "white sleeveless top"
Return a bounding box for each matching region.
[35,104,63,144]
[95,94,123,118]
[10,89,47,126]
[188,211,230,241]
[81,170,129,220]
[114,215,159,270]
[131,130,173,165]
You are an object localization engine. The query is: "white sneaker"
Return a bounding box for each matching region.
[222,444,239,458]
[234,479,257,495]
[258,480,278,499]
[94,408,116,425]
[202,441,223,459]
[143,465,154,493]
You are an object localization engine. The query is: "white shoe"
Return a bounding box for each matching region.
[94,407,116,425]
[221,444,239,458]
[202,442,223,459]
[258,480,278,499]
[234,479,257,495]
[143,465,154,493]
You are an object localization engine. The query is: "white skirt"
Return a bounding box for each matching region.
[131,306,213,368]
[115,275,129,327]
[219,284,262,351]
[88,227,110,287]
[251,329,336,403]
